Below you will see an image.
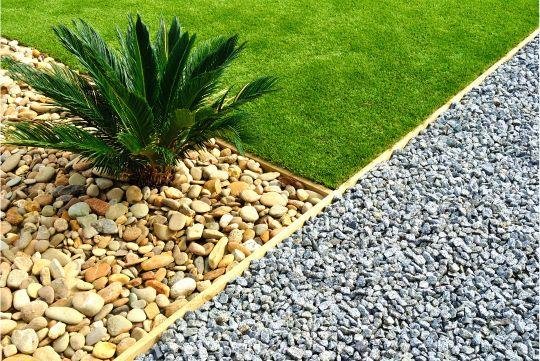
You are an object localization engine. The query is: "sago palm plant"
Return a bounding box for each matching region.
[2,15,276,186]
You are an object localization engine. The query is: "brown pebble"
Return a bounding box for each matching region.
[84,263,111,282]
[203,268,226,281]
[145,280,170,297]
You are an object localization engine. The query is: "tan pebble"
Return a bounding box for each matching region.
[144,302,159,320]
[97,282,122,303]
[48,321,66,339]
[93,303,113,321]
[218,254,235,268]
[84,263,111,282]
[122,226,142,242]
[37,285,54,304]
[71,291,105,317]
[12,328,38,353]
[116,337,136,355]
[196,280,211,292]
[187,242,206,256]
[112,297,129,307]
[13,256,33,272]
[33,345,61,361]
[208,237,228,269]
[0,319,17,334]
[164,299,188,317]
[21,300,48,322]
[260,230,270,243]
[109,274,130,284]
[69,332,85,350]
[203,268,226,281]
[106,315,132,336]
[92,341,116,359]
[27,317,48,330]
[140,254,174,271]
[52,332,69,352]
[3,344,17,357]
[0,287,13,311]
[155,294,170,308]
[227,242,251,256]
[75,280,94,291]
[45,307,84,325]
[93,277,108,290]
[229,181,250,196]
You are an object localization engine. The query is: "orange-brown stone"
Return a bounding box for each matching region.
[84,262,111,282]
[85,198,110,216]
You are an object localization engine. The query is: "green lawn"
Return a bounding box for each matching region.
[2,1,538,187]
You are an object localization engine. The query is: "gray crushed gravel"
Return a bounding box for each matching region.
[141,37,539,361]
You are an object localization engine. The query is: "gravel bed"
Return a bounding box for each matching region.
[142,37,539,361]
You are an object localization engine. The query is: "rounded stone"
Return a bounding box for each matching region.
[0,287,13,311]
[269,205,289,218]
[122,226,142,242]
[67,202,90,218]
[68,173,86,186]
[33,346,61,361]
[12,329,38,354]
[240,189,260,203]
[72,291,105,317]
[127,308,147,322]
[107,315,133,336]
[92,341,116,359]
[35,166,55,183]
[191,200,211,213]
[126,185,143,203]
[0,319,17,334]
[13,289,30,310]
[130,203,149,218]
[170,277,197,299]
[239,206,259,223]
[45,307,85,324]
[260,192,287,207]
[105,203,128,220]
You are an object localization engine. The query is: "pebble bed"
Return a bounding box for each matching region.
[0,38,324,361]
[144,37,539,360]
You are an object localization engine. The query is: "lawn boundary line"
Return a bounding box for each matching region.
[335,28,539,195]
[116,28,538,361]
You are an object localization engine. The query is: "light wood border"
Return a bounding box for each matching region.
[116,28,538,361]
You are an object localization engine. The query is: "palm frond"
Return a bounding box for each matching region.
[185,35,244,80]
[54,19,129,86]
[119,15,158,103]
[3,121,126,175]
[2,57,117,135]
[157,30,196,118]
[228,76,277,109]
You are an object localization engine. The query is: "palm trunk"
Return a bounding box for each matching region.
[132,164,175,187]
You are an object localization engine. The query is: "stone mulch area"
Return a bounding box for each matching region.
[0,38,324,361]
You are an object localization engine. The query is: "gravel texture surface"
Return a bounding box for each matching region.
[142,37,539,361]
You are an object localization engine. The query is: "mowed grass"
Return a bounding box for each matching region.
[2,1,538,187]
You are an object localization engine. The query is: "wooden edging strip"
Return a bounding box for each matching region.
[117,28,538,361]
